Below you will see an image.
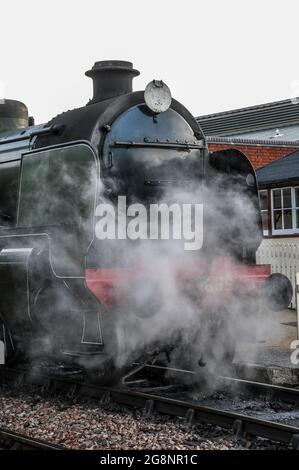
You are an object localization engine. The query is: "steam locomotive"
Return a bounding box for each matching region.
[0,61,292,378]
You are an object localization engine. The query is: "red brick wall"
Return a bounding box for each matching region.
[208,143,297,169]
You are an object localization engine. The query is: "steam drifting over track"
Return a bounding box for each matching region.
[1,366,299,449]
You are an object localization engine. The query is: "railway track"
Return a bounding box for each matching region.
[124,363,299,404]
[0,427,63,450]
[1,365,299,449]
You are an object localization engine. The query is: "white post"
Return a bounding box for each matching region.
[296,273,299,340]
[0,340,4,365]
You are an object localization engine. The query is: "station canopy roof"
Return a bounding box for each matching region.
[256,149,299,188]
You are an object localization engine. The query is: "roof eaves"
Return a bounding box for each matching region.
[206,136,299,148]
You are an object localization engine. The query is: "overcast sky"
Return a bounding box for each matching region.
[1,0,299,123]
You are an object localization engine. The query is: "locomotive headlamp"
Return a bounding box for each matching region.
[144,80,172,113]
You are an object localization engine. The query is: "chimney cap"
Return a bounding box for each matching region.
[85,60,140,78]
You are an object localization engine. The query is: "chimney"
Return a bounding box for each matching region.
[85,60,140,104]
[0,99,29,133]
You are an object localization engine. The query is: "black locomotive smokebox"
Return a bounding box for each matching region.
[85,60,140,104]
[0,99,28,132]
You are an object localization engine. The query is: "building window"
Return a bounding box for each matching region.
[271,187,299,235]
[296,188,299,229]
[259,190,269,236]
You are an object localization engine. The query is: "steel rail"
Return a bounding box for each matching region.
[219,375,299,404]
[1,366,299,448]
[123,363,299,404]
[0,427,63,450]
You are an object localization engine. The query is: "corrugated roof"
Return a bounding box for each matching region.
[256,150,299,187]
[229,124,299,142]
[197,98,299,138]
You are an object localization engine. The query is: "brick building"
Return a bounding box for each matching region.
[256,150,299,237]
[197,100,299,308]
[197,98,299,170]
[197,98,299,240]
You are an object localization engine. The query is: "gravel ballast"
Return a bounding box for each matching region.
[0,384,290,450]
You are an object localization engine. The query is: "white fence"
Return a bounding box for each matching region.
[256,238,299,308]
[0,340,4,365]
